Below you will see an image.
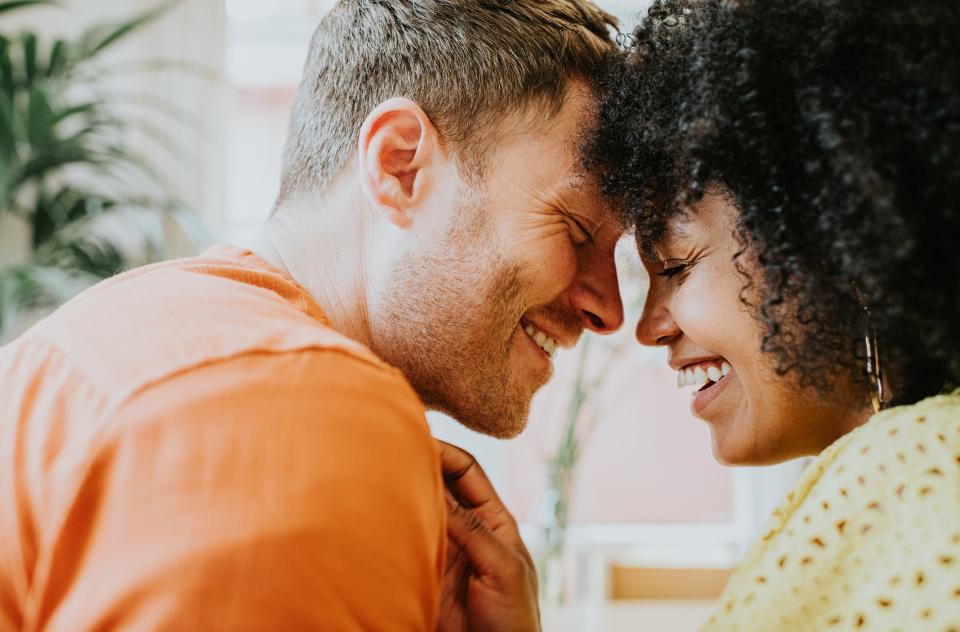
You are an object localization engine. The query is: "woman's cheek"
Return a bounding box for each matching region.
[672,277,727,349]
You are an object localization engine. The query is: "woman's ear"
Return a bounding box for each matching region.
[357,97,439,229]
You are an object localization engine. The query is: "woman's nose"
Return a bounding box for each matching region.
[635,294,681,346]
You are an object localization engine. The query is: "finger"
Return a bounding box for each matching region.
[445,494,525,583]
[437,440,506,509]
[437,441,520,539]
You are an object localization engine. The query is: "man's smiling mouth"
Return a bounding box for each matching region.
[522,322,559,358]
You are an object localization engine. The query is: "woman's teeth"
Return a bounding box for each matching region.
[677,360,731,389]
[524,323,558,358]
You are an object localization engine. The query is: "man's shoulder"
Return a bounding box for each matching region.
[118,344,429,443]
[10,250,398,408]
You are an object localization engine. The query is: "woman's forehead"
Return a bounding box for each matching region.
[636,217,694,256]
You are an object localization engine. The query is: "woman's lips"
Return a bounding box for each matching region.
[674,358,734,417]
[691,365,734,416]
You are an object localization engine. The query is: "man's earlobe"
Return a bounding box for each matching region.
[358,98,437,229]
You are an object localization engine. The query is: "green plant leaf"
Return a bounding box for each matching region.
[98,90,203,129]
[37,235,125,277]
[1,0,208,339]
[0,90,14,157]
[74,1,181,62]
[0,37,13,100]
[45,38,68,77]
[79,57,220,83]
[25,84,57,145]
[0,94,16,210]
[29,186,97,247]
[52,100,100,124]
[122,115,189,161]
[93,143,170,187]
[0,262,99,342]
[19,139,104,182]
[22,33,37,86]
[0,0,58,15]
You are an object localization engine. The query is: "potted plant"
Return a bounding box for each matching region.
[0,0,208,341]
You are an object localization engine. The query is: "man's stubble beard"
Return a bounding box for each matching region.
[369,200,546,439]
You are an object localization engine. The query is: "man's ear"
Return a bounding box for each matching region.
[358,98,439,229]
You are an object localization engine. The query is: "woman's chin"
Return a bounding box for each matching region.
[701,383,788,465]
[711,438,769,466]
[710,428,801,466]
[710,434,752,466]
[697,384,755,464]
[707,411,774,466]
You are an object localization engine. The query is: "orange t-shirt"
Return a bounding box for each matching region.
[0,245,445,631]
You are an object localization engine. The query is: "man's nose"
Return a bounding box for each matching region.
[635,289,680,346]
[569,245,624,334]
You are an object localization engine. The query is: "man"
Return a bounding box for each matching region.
[0,1,623,630]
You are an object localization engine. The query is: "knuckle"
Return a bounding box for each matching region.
[460,506,486,533]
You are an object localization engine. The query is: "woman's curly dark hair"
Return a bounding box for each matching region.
[587,0,960,404]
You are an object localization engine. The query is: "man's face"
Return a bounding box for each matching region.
[371,82,625,437]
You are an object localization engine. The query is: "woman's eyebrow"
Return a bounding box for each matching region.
[665,222,692,242]
[640,223,689,253]
[637,222,695,262]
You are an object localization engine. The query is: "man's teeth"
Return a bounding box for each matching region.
[524,323,558,358]
[676,361,732,389]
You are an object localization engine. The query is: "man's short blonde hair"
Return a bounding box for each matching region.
[278,0,617,201]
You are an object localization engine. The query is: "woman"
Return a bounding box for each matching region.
[438,0,960,630]
[585,0,960,629]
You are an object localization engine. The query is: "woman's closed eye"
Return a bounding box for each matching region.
[656,259,693,279]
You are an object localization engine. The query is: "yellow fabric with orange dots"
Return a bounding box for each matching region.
[703,390,960,632]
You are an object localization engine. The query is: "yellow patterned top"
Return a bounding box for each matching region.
[703,391,960,632]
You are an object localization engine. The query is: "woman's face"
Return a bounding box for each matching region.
[636,191,872,465]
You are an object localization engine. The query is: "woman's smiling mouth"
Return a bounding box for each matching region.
[676,358,731,389]
[675,358,735,416]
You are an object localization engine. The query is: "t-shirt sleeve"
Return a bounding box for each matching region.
[34,349,445,631]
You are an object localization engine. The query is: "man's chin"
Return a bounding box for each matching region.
[418,356,545,439]
[441,398,531,439]
[462,416,529,439]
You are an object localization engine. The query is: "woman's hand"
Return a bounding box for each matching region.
[435,440,540,632]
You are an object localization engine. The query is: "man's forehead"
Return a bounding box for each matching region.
[489,115,593,197]
[495,78,595,145]
[560,167,624,218]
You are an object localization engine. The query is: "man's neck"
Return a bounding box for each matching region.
[250,191,373,348]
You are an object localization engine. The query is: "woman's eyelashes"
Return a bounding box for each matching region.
[656,258,695,280]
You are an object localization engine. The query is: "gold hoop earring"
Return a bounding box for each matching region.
[853,284,885,412]
[864,320,885,413]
